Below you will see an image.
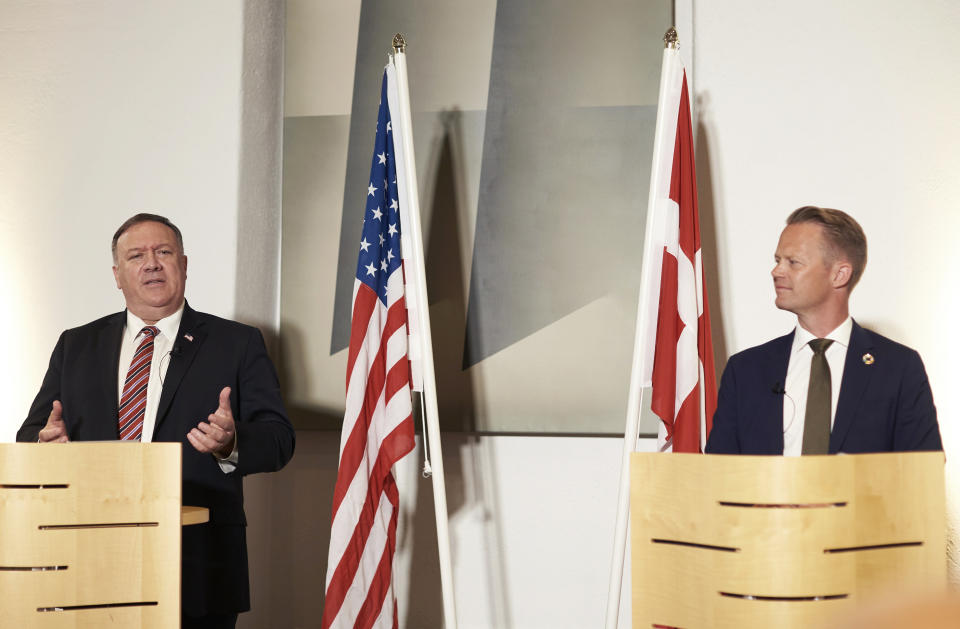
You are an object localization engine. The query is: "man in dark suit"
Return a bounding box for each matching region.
[705,206,941,455]
[17,213,295,629]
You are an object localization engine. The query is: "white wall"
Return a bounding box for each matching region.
[0,1,282,440]
[3,1,957,628]
[692,0,960,581]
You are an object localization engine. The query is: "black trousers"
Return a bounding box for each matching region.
[182,613,238,629]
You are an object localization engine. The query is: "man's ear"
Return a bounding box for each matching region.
[112,265,120,289]
[832,260,853,289]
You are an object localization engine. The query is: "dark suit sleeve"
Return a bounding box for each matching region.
[17,332,66,442]
[705,355,741,454]
[233,327,295,475]
[893,349,942,451]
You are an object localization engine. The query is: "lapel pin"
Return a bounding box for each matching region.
[862,353,874,365]
[184,333,194,342]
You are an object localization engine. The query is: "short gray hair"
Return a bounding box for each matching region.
[111,213,184,262]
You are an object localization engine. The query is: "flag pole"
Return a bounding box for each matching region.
[604,28,681,629]
[390,33,459,629]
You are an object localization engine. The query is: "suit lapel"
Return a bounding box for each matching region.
[97,312,126,434]
[830,321,874,452]
[155,305,206,433]
[767,332,793,453]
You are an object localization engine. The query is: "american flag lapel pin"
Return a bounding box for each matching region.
[184,333,194,342]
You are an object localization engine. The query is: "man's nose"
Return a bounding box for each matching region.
[771,262,783,279]
[144,252,161,269]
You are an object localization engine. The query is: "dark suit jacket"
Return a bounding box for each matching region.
[705,321,942,455]
[17,303,296,616]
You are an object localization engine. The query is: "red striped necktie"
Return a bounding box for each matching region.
[118,326,159,441]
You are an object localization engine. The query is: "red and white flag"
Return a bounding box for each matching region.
[636,46,717,453]
[607,39,719,629]
[322,69,416,629]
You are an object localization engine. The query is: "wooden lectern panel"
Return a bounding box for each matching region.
[631,452,945,629]
[0,443,181,628]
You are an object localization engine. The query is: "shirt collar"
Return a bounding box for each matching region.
[791,316,853,355]
[124,302,185,342]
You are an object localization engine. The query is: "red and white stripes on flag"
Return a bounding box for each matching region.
[636,47,717,453]
[322,69,416,629]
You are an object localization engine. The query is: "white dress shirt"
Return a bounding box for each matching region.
[117,306,184,442]
[116,303,238,472]
[782,317,852,456]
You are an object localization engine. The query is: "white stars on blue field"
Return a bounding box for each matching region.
[355,71,404,304]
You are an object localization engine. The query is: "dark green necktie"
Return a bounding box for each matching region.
[801,338,834,455]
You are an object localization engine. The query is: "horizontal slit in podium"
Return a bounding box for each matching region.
[825,541,922,553]
[719,501,847,508]
[720,592,848,601]
[651,538,739,552]
[37,601,158,612]
[0,565,68,572]
[39,522,159,530]
[1,484,69,489]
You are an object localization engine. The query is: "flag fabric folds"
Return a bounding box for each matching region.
[322,70,416,629]
[638,49,717,453]
[606,40,718,629]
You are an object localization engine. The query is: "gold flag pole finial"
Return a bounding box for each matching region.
[393,33,406,53]
[664,27,679,49]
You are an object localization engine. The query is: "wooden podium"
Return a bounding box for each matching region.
[0,443,184,628]
[630,452,946,628]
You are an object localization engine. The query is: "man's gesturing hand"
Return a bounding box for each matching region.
[38,401,69,443]
[187,386,237,458]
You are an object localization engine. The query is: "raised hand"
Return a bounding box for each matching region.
[38,401,69,443]
[187,386,237,458]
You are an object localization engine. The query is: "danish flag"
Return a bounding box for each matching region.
[637,52,717,452]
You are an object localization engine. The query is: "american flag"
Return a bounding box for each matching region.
[322,70,416,629]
